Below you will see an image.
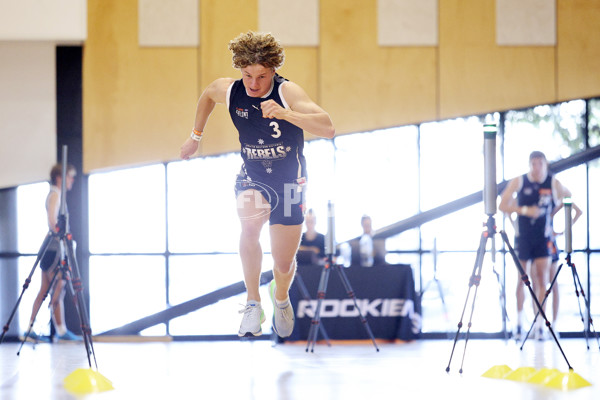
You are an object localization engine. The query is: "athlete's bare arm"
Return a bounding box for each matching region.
[180,78,236,160]
[499,176,542,218]
[260,81,335,139]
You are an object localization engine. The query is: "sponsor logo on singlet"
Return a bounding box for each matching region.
[235,107,249,119]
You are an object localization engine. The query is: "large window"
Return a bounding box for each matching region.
[89,255,167,335]
[89,164,166,253]
[88,165,168,335]
[420,116,490,211]
[302,138,335,236]
[167,153,243,254]
[79,98,600,338]
[589,159,600,249]
[16,183,50,333]
[17,182,49,254]
[503,100,586,179]
[588,99,600,147]
[334,126,419,242]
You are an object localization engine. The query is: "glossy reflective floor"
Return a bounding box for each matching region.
[1,337,598,399]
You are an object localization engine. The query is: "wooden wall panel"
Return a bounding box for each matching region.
[83,0,199,172]
[320,0,437,134]
[196,1,320,154]
[277,48,320,141]
[197,0,258,156]
[438,0,555,119]
[557,0,600,100]
[81,0,600,172]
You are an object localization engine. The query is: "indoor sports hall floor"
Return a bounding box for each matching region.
[1,337,598,399]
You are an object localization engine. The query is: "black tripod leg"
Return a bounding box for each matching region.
[568,259,600,350]
[63,235,98,369]
[446,231,487,373]
[457,233,490,374]
[520,262,563,350]
[569,262,589,349]
[1,232,55,345]
[294,272,331,346]
[489,265,510,340]
[500,230,573,370]
[17,264,63,355]
[306,262,332,353]
[333,264,379,352]
[420,277,448,321]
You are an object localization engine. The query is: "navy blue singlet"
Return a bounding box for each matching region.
[516,173,554,240]
[227,74,306,189]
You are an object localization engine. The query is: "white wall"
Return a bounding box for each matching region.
[0,42,56,188]
[0,0,86,188]
[0,0,86,42]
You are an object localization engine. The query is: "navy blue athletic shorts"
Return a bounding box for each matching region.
[234,173,305,226]
[515,235,552,261]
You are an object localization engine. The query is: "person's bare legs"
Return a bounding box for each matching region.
[236,189,270,336]
[270,224,302,301]
[515,260,529,333]
[530,256,551,337]
[268,223,301,337]
[237,189,270,302]
[49,275,67,333]
[29,270,53,331]
[531,256,551,311]
[550,261,559,325]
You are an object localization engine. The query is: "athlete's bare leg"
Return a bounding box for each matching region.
[237,189,270,302]
[29,269,53,327]
[550,261,559,324]
[49,275,66,330]
[270,224,302,301]
[516,260,530,328]
[531,256,551,312]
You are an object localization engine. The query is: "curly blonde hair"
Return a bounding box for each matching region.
[228,31,285,70]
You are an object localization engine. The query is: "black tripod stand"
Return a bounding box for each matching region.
[305,201,379,353]
[520,199,599,350]
[419,238,449,325]
[520,253,600,350]
[19,232,70,350]
[445,123,573,373]
[293,272,332,346]
[0,147,98,371]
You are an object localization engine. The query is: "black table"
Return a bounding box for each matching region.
[286,263,421,342]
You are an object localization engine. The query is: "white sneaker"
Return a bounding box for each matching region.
[238,301,265,337]
[513,325,522,341]
[269,280,295,338]
[532,320,548,341]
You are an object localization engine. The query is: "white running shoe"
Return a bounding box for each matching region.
[238,301,265,337]
[513,325,522,341]
[269,280,295,338]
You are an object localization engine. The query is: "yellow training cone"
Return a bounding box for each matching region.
[527,368,560,385]
[482,365,512,379]
[63,368,114,395]
[503,366,536,382]
[544,370,592,391]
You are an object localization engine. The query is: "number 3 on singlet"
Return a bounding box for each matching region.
[270,121,282,138]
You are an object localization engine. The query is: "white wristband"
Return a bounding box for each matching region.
[190,130,202,142]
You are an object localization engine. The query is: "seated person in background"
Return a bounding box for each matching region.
[348,215,386,267]
[359,215,375,267]
[298,209,326,264]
